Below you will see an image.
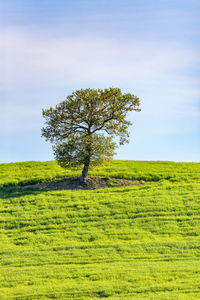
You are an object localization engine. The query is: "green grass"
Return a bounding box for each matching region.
[0,160,200,299]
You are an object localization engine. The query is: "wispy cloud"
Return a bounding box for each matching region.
[0,27,199,135]
[1,27,198,87]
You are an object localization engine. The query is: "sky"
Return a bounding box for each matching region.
[0,0,199,163]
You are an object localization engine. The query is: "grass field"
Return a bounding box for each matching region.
[0,160,200,299]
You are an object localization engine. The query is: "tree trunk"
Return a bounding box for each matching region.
[80,162,89,185]
[80,136,92,185]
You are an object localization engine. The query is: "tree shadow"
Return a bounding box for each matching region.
[0,185,46,199]
[0,176,146,199]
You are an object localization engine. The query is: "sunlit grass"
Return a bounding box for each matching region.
[0,160,200,299]
[0,160,199,187]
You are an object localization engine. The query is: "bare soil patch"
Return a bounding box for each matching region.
[26,176,144,191]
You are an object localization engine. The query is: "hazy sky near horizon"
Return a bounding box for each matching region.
[1,0,199,163]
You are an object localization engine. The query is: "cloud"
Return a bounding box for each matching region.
[0,27,198,88]
[0,27,199,134]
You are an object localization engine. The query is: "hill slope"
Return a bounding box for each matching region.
[0,161,200,299]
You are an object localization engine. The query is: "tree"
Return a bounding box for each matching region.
[42,88,140,184]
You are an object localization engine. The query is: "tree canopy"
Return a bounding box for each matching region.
[42,88,140,183]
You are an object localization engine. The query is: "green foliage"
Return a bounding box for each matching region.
[0,160,200,298]
[54,134,116,169]
[42,88,140,179]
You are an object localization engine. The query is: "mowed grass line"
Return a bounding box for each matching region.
[0,161,200,299]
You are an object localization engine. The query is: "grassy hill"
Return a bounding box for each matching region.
[0,160,200,299]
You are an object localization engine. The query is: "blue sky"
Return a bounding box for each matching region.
[1,0,199,163]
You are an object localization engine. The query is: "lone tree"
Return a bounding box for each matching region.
[42,88,140,184]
